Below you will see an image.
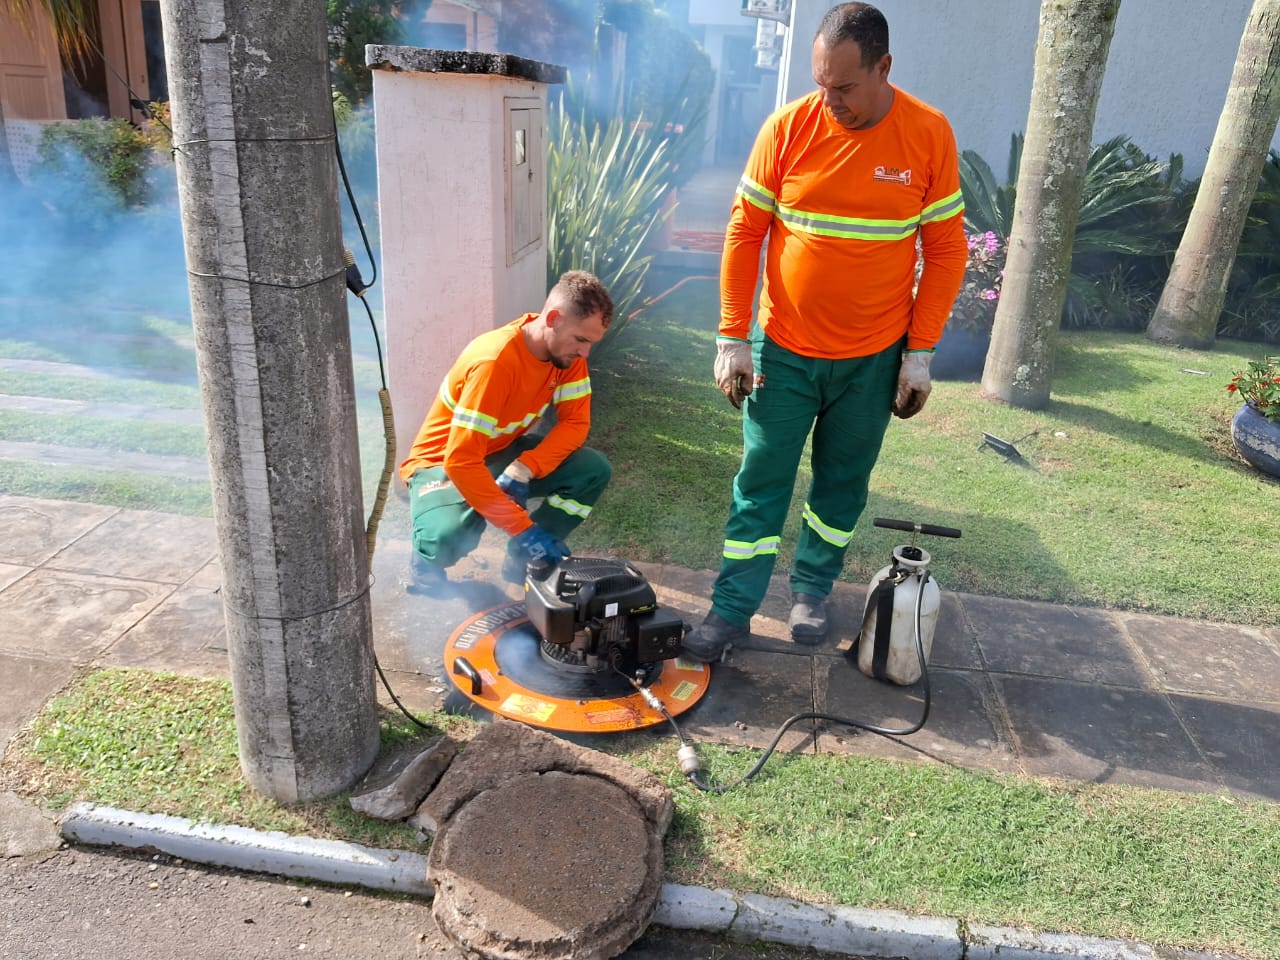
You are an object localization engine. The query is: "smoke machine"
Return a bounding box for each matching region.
[442,557,711,734]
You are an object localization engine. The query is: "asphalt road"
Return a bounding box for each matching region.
[1,846,871,960]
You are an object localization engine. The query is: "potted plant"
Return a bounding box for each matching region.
[1226,355,1280,478]
[932,231,1005,380]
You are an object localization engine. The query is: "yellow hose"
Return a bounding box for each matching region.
[365,387,396,562]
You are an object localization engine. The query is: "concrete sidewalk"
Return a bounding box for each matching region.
[1,491,1276,960]
[4,492,1278,805]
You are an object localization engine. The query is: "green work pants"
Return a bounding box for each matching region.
[710,333,901,626]
[407,436,611,568]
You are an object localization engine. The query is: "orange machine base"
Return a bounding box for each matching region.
[443,602,711,734]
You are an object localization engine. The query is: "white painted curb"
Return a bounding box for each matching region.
[59,803,431,896]
[58,804,1211,960]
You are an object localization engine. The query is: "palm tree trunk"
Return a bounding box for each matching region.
[1147,0,1280,349]
[980,0,1120,410]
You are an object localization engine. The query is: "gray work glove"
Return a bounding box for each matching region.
[714,338,754,410]
[893,351,933,419]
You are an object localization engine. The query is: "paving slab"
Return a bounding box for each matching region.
[0,654,77,746]
[0,563,30,591]
[0,569,171,662]
[1121,614,1280,703]
[966,595,1151,686]
[0,495,117,566]
[815,663,1018,773]
[677,647,817,751]
[45,508,217,584]
[95,583,229,677]
[1165,693,1280,801]
[994,675,1220,792]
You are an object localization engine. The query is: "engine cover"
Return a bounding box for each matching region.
[523,557,685,672]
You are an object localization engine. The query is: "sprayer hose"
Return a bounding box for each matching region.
[364,387,396,562]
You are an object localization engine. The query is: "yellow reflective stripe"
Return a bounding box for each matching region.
[776,202,919,240]
[554,376,592,404]
[920,188,964,224]
[737,174,777,213]
[722,536,781,560]
[802,503,854,548]
[443,384,549,439]
[546,494,591,518]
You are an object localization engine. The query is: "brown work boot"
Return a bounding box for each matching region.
[788,592,828,643]
[681,612,747,663]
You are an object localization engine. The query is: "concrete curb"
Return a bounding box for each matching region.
[58,804,1209,960]
[59,803,431,896]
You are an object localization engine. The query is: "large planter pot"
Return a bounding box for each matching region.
[1231,402,1280,479]
[931,324,989,381]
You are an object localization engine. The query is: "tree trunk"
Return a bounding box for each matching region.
[1147,0,1280,349]
[160,0,379,802]
[980,0,1120,409]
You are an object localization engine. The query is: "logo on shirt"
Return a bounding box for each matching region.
[873,165,912,185]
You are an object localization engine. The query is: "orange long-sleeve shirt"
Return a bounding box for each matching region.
[398,314,592,537]
[721,87,967,357]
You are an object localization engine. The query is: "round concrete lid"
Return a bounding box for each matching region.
[430,769,664,960]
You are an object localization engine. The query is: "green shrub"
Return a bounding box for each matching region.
[35,117,171,211]
[546,83,676,350]
[326,0,417,105]
[959,134,1188,332]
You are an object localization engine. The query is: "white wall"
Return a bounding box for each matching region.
[780,0,1273,176]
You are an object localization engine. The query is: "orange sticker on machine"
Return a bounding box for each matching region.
[500,693,557,723]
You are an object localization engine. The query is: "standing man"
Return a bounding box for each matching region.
[399,270,614,590]
[681,3,967,662]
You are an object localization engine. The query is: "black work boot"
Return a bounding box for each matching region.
[681,612,747,663]
[406,552,447,596]
[788,592,828,643]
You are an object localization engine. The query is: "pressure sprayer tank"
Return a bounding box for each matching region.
[857,545,940,685]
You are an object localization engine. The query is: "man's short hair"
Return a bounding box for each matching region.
[552,270,614,328]
[815,2,889,67]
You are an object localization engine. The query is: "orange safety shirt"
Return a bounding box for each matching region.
[721,87,968,358]
[398,314,592,537]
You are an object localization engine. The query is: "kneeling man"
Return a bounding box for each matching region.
[399,270,614,589]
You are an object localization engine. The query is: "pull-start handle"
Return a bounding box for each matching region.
[873,517,962,539]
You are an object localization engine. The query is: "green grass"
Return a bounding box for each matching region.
[2,669,460,849]
[4,668,1277,959]
[574,273,1280,625]
[2,281,1277,621]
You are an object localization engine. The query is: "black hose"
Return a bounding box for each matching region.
[678,571,933,793]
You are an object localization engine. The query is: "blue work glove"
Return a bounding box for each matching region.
[496,459,531,508]
[513,524,570,564]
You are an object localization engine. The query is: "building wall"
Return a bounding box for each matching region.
[689,0,779,168]
[781,0,1274,177]
[0,5,66,120]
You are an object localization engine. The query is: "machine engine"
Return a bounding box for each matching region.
[523,557,685,676]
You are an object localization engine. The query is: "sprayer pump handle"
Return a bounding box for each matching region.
[873,517,962,539]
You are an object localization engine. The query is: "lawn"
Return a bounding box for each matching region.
[578,272,1280,625]
[4,280,1280,958]
[4,668,1277,960]
[1,275,1276,625]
